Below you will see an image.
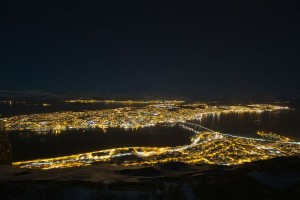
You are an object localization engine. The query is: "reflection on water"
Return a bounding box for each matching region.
[8,125,194,162]
[193,110,300,140]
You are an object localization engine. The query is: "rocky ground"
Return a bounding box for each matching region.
[1,156,300,199]
[0,127,12,165]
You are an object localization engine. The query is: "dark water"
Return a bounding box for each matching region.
[193,110,299,139]
[8,125,194,162]
[193,101,300,140]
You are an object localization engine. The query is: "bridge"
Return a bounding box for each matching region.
[178,121,218,134]
[177,121,300,145]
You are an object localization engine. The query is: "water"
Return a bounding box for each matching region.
[8,125,194,162]
[192,110,299,139]
[193,102,300,140]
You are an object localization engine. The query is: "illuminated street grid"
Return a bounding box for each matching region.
[3,101,298,170]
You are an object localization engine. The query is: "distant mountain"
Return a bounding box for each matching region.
[0,89,299,102]
[0,90,69,101]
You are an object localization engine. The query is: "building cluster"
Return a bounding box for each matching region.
[257,131,293,142]
[3,102,289,134]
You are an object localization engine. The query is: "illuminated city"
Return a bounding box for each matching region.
[2,101,298,170]
[3,101,289,133]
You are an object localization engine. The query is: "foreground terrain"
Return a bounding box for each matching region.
[1,156,300,199]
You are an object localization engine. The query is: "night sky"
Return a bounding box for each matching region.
[0,0,299,97]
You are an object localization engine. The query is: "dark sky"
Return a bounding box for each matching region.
[0,0,299,96]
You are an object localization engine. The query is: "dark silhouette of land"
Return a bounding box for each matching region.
[1,156,300,199]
